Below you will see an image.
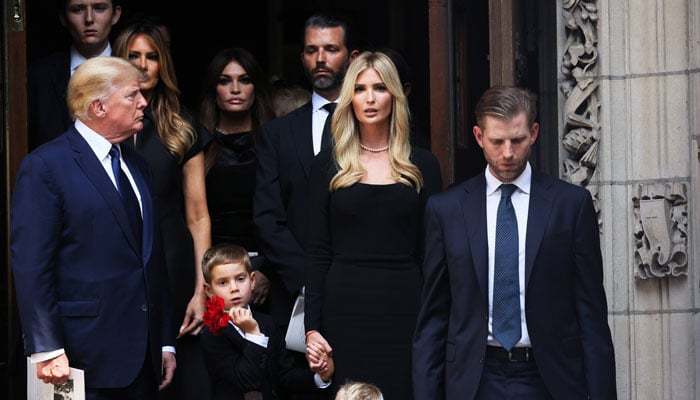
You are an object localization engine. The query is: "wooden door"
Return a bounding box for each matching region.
[427,0,557,185]
[3,0,28,398]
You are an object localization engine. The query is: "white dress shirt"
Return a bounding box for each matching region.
[311,92,337,155]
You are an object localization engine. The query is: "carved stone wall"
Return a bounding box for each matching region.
[560,0,600,205]
[632,183,688,279]
[562,0,700,398]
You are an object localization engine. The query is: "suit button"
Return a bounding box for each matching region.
[480,357,484,364]
[141,304,148,312]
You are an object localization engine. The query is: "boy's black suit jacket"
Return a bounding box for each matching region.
[201,309,319,400]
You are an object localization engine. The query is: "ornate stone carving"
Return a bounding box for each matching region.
[560,0,600,199]
[632,183,688,279]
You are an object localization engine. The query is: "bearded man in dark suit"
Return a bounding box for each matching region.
[253,13,359,330]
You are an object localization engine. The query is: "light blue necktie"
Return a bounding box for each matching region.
[492,183,521,351]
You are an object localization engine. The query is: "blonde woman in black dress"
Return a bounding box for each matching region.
[304,51,442,399]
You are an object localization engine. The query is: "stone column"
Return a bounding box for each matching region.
[559,0,700,398]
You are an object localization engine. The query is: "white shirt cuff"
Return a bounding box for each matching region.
[314,373,331,388]
[30,349,65,363]
[244,332,269,348]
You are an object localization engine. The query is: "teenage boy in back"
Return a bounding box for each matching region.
[28,0,123,150]
[200,243,334,400]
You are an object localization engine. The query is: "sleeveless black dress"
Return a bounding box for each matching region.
[305,147,443,399]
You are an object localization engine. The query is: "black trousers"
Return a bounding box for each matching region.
[475,353,553,400]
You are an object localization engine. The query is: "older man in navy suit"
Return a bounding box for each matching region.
[413,86,616,399]
[12,56,176,399]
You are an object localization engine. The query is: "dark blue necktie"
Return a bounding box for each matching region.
[321,102,336,151]
[109,145,142,245]
[492,183,521,351]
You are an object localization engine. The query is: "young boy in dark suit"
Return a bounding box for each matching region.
[200,243,333,400]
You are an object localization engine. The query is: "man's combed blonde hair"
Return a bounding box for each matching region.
[67,56,145,120]
[329,51,423,192]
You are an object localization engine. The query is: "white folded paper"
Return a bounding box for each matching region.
[285,293,306,353]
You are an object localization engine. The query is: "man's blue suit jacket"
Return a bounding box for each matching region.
[11,127,174,388]
[412,170,616,400]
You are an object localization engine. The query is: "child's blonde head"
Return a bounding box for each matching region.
[335,381,384,400]
[201,243,252,283]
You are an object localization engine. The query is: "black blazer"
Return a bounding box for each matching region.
[253,101,315,326]
[200,310,318,400]
[27,51,73,151]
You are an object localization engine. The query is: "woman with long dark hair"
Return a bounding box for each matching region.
[198,47,275,307]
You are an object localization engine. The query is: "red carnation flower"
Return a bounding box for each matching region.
[203,296,231,335]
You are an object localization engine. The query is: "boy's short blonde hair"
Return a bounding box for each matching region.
[335,381,384,400]
[201,243,252,283]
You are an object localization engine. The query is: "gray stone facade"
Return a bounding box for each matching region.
[559,1,700,398]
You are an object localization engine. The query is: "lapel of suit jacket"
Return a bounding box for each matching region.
[290,102,314,178]
[67,129,142,256]
[221,323,247,348]
[121,144,153,264]
[524,171,554,288]
[460,175,489,295]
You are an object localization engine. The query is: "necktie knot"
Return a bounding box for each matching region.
[109,145,120,160]
[500,183,517,199]
[323,102,337,113]
[109,145,122,192]
[320,103,337,151]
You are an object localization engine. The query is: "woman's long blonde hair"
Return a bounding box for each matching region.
[329,51,423,191]
[113,20,195,162]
